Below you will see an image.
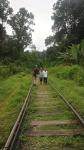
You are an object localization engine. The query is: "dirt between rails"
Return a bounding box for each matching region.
[19,83,84,150]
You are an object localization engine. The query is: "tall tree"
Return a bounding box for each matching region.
[8,8,35,51]
[0,0,13,57]
[45,35,54,46]
[51,0,84,46]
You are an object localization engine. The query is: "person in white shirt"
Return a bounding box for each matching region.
[43,68,48,84]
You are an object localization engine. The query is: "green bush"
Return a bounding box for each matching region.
[1,57,12,65]
[75,70,84,86]
[55,65,80,79]
[0,65,10,78]
[50,61,57,67]
[59,66,79,79]
[49,65,84,86]
[12,65,22,74]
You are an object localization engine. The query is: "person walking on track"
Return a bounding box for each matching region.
[38,68,43,85]
[43,68,48,84]
[33,65,39,85]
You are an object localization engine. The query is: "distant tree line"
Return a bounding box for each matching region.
[0,0,46,72]
[0,0,84,74]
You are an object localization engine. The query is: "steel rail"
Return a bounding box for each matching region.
[3,81,33,150]
[48,81,84,127]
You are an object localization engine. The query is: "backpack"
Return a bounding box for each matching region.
[34,67,39,75]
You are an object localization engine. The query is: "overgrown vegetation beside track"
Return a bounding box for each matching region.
[49,65,84,86]
[0,73,32,149]
[48,65,84,118]
[0,64,84,149]
[0,0,84,148]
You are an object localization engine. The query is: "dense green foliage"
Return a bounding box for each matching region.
[0,50,45,78]
[8,8,34,51]
[51,0,84,46]
[0,0,84,76]
[0,1,84,148]
[45,0,84,67]
[49,65,84,86]
[0,0,47,73]
[0,0,13,57]
[44,39,84,67]
[0,0,35,62]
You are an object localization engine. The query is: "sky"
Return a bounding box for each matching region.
[8,0,57,51]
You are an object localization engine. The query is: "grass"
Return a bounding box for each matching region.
[19,77,84,149]
[18,66,84,149]
[37,124,82,130]
[49,77,84,117]
[27,113,75,121]
[48,65,84,118]
[19,136,84,149]
[0,72,32,149]
[1,65,84,149]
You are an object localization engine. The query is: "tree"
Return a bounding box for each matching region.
[45,35,54,46]
[51,0,84,46]
[0,0,13,57]
[29,44,36,51]
[57,39,84,66]
[4,35,21,60]
[8,7,35,51]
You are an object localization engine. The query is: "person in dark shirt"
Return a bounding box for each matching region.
[33,65,39,85]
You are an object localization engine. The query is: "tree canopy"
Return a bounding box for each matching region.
[44,0,84,66]
[0,0,36,63]
[0,0,84,71]
[0,0,13,56]
[8,7,35,51]
[50,0,84,46]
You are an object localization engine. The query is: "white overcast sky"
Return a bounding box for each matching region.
[8,0,57,51]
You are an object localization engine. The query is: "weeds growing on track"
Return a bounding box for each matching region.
[0,65,84,149]
[19,79,84,149]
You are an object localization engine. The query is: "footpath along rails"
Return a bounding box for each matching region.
[3,81,84,150]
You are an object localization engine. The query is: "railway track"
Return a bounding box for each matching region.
[3,81,84,150]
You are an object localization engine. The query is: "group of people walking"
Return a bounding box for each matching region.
[33,65,48,85]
